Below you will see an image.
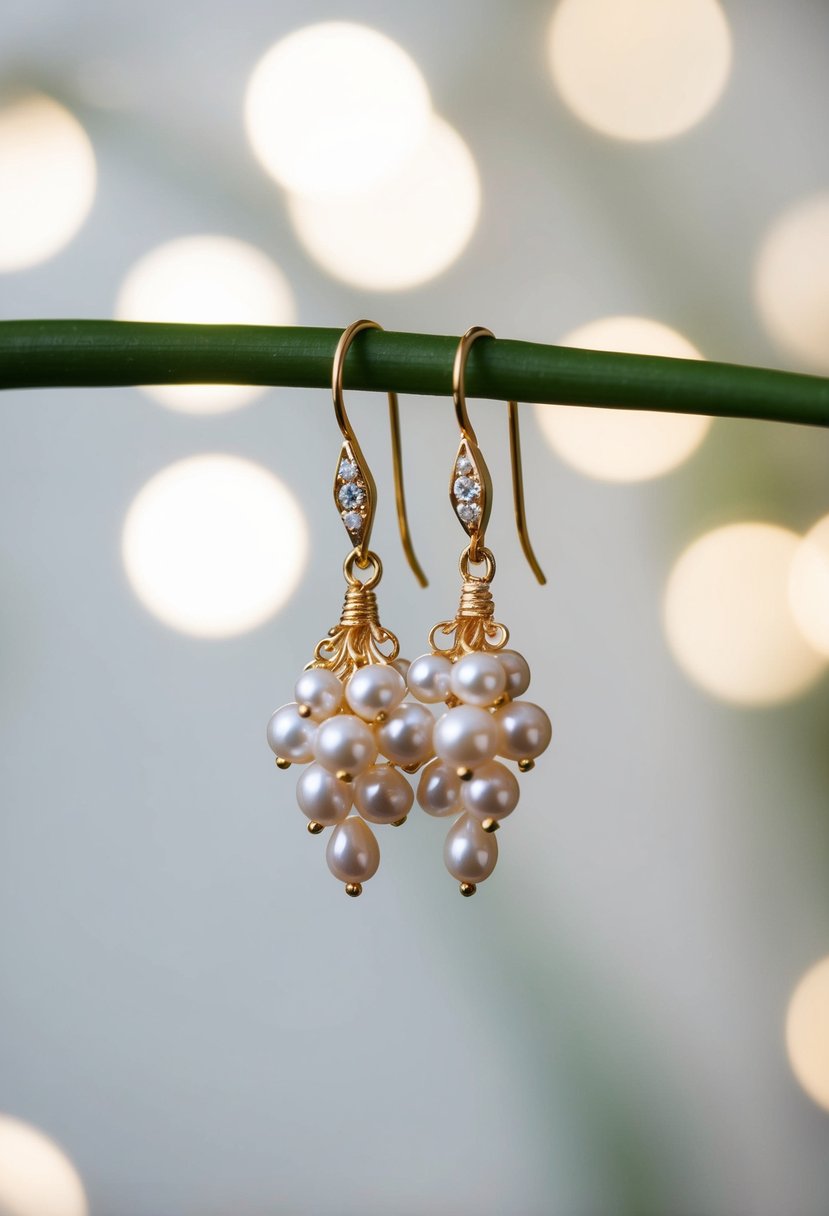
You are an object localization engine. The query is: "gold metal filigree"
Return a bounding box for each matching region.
[308,551,400,679]
[428,547,509,661]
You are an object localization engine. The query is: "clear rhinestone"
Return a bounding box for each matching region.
[339,459,359,482]
[455,454,473,476]
[338,482,366,510]
[457,502,481,524]
[342,511,363,533]
[453,476,481,502]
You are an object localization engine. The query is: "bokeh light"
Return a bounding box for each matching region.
[534,316,711,481]
[122,455,308,638]
[786,956,829,1112]
[789,514,829,659]
[0,1114,88,1216]
[0,93,96,272]
[244,22,431,198]
[755,193,829,374]
[547,0,731,141]
[115,235,296,413]
[663,523,826,706]
[287,115,480,290]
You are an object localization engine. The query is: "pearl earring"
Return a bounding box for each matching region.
[408,326,552,897]
[266,320,429,897]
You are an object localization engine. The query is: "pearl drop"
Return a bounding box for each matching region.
[392,657,411,679]
[407,653,453,703]
[462,760,519,821]
[345,663,407,722]
[449,652,507,707]
[354,764,414,824]
[498,649,531,698]
[495,701,552,761]
[314,714,377,777]
[433,705,501,770]
[294,668,344,721]
[326,816,381,883]
[266,703,317,762]
[417,759,462,817]
[444,813,498,883]
[296,763,352,825]
[376,702,435,766]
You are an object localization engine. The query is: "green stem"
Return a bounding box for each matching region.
[1,320,827,428]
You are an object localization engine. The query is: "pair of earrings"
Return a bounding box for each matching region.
[266,321,552,898]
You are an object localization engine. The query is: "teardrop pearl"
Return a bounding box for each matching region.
[498,650,531,698]
[376,702,435,766]
[407,653,453,703]
[345,663,407,722]
[266,704,317,762]
[417,759,462,817]
[444,813,498,883]
[494,701,552,761]
[314,714,378,777]
[354,764,414,824]
[294,669,344,721]
[296,763,353,825]
[326,816,381,883]
[433,705,501,770]
[449,652,507,707]
[462,760,519,821]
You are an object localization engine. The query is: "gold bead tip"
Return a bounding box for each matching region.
[275,757,292,770]
[307,821,324,835]
[457,767,474,782]
[374,711,388,724]
[445,693,462,708]
[336,770,354,783]
[481,818,499,833]
[518,758,535,773]
[345,882,363,897]
[297,703,312,718]
[459,882,477,897]
[391,817,408,828]
[493,693,509,708]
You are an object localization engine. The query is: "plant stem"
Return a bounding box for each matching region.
[0,320,827,428]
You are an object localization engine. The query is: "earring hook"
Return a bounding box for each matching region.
[451,326,546,584]
[332,320,428,587]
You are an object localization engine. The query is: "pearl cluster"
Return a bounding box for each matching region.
[407,648,552,896]
[267,661,434,896]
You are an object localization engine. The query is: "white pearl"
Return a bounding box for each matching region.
[495,701,552,761]
[376,702,435,766]
[498,649,531,698]
[407,653,453,703]
[354,764,414,824]
[294,668,344,721]
[462,760,520,821]
[266,703,317,762]
[314,714,377,777]
[392,657,411,679]
[326,816,381,883]
[444,813,498,883]
[449,652,507,707]
[345,663,407,722]
[433,705,501,770]
[296,763,352,825]
[417,759,462,817]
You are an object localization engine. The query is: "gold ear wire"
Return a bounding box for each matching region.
[332,320,428,586]
[452,326,546,584]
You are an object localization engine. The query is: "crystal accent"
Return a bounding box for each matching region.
[339,459,359,482]
[342,511,363,533]
[453,476,481,502]
[338,482,366,510]
[455,454,473,476]
[457,502,481,524]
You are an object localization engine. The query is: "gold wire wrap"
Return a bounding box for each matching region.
[309,550,400,677]
[429,546,509,659]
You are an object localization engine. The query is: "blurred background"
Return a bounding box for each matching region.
[1,1,829,1213]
